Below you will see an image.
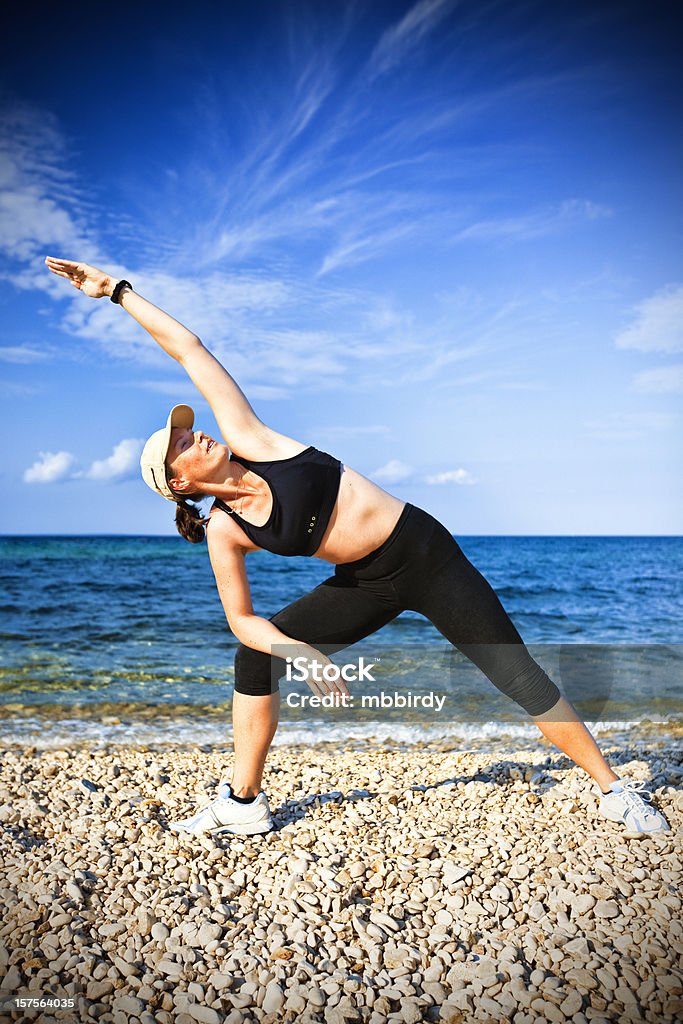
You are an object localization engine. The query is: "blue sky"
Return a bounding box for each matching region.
[1,0,681,535]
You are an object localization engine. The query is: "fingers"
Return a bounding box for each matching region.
[45,257,79,269]
[45,258,78,278]
[306,680,350,705]
[45,264,82,289]
[303,654,350,701]
[317,661,350,698]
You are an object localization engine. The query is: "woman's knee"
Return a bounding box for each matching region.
[497,649,561,716]
[234,643,280,697]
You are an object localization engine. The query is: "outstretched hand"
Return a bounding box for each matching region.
[45,257,114,299]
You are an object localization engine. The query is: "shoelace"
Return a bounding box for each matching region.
[189,784,258,817]
[612,779,656,820]
[183,787,231,820]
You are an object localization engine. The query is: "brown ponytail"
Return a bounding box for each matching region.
[174,494,208,544]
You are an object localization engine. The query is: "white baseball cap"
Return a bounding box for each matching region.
[140,404,195,501]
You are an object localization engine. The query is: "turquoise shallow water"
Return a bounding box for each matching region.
[1,534,681,748]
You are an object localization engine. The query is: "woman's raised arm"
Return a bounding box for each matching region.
[44,257,271,449]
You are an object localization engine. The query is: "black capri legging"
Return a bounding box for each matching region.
[234,503,561,716]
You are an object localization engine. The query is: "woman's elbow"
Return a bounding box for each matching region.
[177,333,203,364]
[228,613,256,646]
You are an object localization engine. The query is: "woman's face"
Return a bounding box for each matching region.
[166,426,226,495]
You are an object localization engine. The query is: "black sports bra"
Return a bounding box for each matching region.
[212,446,343,556]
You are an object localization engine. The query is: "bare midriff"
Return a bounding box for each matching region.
[312,465,406,565]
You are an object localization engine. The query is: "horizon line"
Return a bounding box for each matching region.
[2,533,682,540]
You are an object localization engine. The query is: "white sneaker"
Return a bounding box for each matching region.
[597,778,670,835]
[169,783,273,836]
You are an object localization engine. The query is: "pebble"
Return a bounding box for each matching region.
[186,1005,221,1024]
[113,994,145,1015]
[444,863,473,883]
[64,880,84,902]
[560,990,583,1016]
[573,894,596,915]
[594,899,620,919]
[262,981,285,1014]
[136,908,156,936]
[197,923,222,947]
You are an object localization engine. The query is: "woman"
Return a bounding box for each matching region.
[45,256,669,838]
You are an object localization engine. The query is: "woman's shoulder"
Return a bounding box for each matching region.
[205,503,259,552]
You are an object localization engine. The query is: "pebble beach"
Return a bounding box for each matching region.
[1,735,681,1024]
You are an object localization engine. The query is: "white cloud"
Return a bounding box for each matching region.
[456,199,611,243]
[425,468,476,485]
[615,285,683,353]
[56,269,297,366]
[632,364,683,394]
[84,438,145,481]
[23,450,76,484]
[0,381,38,397]
[584,411,676,440]
[367,0,457,81]
[0,106,93,263]
[247,384,290,400]
[0,345,50,363]
[497,380,545,391]
[132,379,199,398]
[23,439,146,485]
[371,459,413,483]
[318,424,390,438]
[318,220,417,277]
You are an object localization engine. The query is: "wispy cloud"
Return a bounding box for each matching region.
[39,255,434,393]
[134,17,596,284]
[0,20,629,413]
[615,284,683,353]
[318,218,417,277]
[367,0,459,81]
[583,411,677,441]
[0,105,94,265]
[0,381,39,398]
[318,424,391,439]
[0,344,51,363]
[455,199,611,243]
[425,468,476,485]
[23,450,76,484]
[371,459,413,483]
[2,3,617,416]
[131,379,195,398]
[632,364,683,395]
[82,438,144,481]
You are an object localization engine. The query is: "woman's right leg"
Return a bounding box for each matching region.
[230,691,280,797]
[230,574,402,793]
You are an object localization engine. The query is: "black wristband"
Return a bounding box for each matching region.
[110,279,132,304]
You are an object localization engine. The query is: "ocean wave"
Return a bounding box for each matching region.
[0,714,678,752]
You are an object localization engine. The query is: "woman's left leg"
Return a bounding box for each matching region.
[527,695,618,791]
[400,510,619,789]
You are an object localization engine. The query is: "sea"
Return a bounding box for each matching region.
[1,535,681,752]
